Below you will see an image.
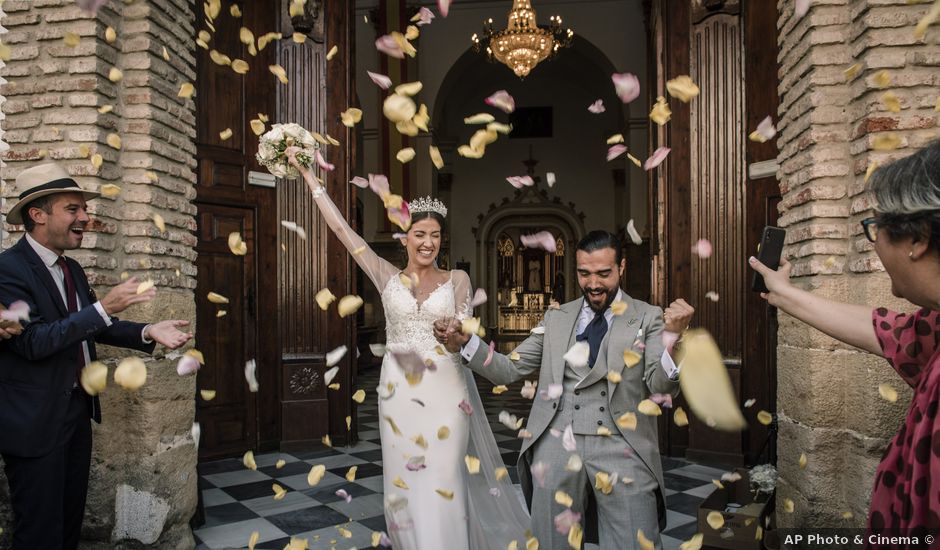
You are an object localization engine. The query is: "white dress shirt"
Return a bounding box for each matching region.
[461,289,680,379]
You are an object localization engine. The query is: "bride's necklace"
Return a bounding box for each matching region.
[404,268,447,298]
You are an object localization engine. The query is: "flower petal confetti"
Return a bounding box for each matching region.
[564,341,590,368]
[178,82,195,98]
[644,147,671,170]
[678,329,747,431]
[114,357,147,390]
[692,238,713,258]
[326,45,339,61]
[228,232,248,255]
[269,64,289,84]
[207,291,229,304]
[340,107,363,127]
[326,346,347,368]
[383,94,417,123]
[665,75,700,102]
[80,361,108,396]
[337,295,364,317]
[707,510,725,530]
[243,450,257,470]
[464,113,496,125]
[177,349,204,376]
[616,412,638,430]
[438,0,452,17]
[200,390,216,401]
[520,231,557,253]
[272,483,287,500]
[352,389,366,403]
[650,96,672,126]
[412,6,435,26]
[607,144,628,162]
[626,219,643,245]
[245,359,259,392]
[396,147,416,163]
[612,72,641,103]
[307,464,326,486]
[458,399,474,415]
[674,407,689,427]
[376,34,405,58]
[914,0,940,40]
[367,71,393,89]
[872,133,901,151]
[878,383,898,402]
[795,0,810,18]
[506,175,535,188]
[623,350,642,368]
[749,115,777,143]
[588,99,606,114]
[485,90,516,113]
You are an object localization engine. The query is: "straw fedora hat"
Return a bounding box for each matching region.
[6,163,100,225]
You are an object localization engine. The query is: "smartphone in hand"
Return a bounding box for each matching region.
[751,226,787,293]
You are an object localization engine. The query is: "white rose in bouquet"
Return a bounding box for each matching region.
[256,123,318,179]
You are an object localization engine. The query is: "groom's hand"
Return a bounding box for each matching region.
[434,319,470,353]
[664,299,694,333]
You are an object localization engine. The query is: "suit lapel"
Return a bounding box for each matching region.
[69,258,92,309]
[16,237,67,317]
[606,291,643,394]
[551,298,582,384]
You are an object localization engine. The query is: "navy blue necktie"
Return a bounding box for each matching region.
[576,311,608,368]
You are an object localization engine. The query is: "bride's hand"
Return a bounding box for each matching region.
[285,146,322,193]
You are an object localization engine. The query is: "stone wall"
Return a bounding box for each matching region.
[774,0,939,527]
[0,0,198,547]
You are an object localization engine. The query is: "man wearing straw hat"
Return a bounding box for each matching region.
[0,163,191,549]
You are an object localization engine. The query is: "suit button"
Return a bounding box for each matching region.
[552,403,557,409]
[601,391,606,397]
[600,406,605,412]
[574,405,580,410]
[597,420,603,426]
[574,390,580,396]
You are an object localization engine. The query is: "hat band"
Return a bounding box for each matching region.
[18,178,80,200]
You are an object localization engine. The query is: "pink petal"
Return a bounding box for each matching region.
[607,144,627,162]
[520,231,557,253]
[588,99,606,114]
[367,71,393,90]
[483,340,496,367]
[388,201,411,231]
[369,173,390,198]
[612,72,640,104]
[541,383,563,400]
[470,288,488,308]
[650,393,674,408]
[643,146,671,171]
[390,350,427,378]
[692,238,713,259]
[1,300,30,322]
[506,175,535,189]
[756,115,776,141]
[316,150,335,172]
[379,533,392,547]
[375,35,405,59]
[415,7,435,26]
[350,176,369,188]
[795,0,810,18]
[392,232,407,240]
[554,508,582,534]
[489,487,501,497]
[335,489,353,503]
[75,0,108,13]
[176,355,200,377]
[530,462,549,488]
[562,425,577,452]
[458,399,474,415]
[406,456,427,471]
[485,90,516,114]
[438,0,452,17]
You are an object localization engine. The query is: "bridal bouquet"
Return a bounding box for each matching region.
[256,123,318,179]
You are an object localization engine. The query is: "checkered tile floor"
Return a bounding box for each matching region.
[194,366,727,549]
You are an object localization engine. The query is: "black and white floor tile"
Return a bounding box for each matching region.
[194,366,727,549]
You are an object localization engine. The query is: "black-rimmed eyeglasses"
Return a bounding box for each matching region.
[861,217,879,243]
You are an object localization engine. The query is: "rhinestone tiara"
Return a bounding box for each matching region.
[409,196,447,218]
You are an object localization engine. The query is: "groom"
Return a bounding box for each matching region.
[437,230,694,549]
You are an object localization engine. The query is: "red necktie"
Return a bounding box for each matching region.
[57,257,85,378]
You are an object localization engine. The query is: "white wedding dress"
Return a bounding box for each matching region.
[312,189,530,549]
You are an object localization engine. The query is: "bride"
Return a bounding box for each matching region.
[286,150,529,549]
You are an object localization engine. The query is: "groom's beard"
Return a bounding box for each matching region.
[581,285,617,313]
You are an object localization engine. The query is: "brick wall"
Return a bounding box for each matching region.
[775,0,940,527]
[0,0,198,546]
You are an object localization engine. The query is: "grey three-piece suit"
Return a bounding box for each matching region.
[462,290,681,549]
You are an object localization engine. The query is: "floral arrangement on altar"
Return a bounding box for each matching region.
[255,123,319,179]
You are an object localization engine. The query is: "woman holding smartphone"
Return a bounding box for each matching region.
[750,139,940,538]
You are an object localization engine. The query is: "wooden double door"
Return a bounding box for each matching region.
[193,0,356,460]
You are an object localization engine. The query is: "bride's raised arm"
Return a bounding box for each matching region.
[287,148,398,292]
[452,270,474,321]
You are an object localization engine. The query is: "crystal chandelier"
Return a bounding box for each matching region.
[471,0,574,78]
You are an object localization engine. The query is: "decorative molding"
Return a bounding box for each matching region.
[289,367,321,395]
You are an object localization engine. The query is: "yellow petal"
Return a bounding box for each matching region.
[935,96,940,111]
[328,383,340,390]
[341,107,363,128]
[80,361,108,396]
[326,45,339,60]
[100,184,121,198]
[243,450,257,470]
[396,119,419,136]
[799,453,808,469]
[438,426,451,439]
[337,295,364,317]
[322,434,332,446]
[843,62,862,81]
[665,75,700,102]
[384,415,402,436]
[337,526,352,538]
[464,113,495,124]
[607,133,625,145]
[492,385,508,395]
[275,459,286,469]
[674,407,689,427]
[292,32,307,44]
[345,465,358,481]
[626,152,642,167]
[616,411,637,430]
[372,532,382,546]
[216,310,227,318]
[436,488,454,500]
[136,280,154,295]
[872,133,901,151]
[623,350,641,368]
[79,144,91,158]
[783,498,795,513]
[607,371,622,384]
[105,27,117,44]
[200,389,217,401]
[307,464,326,486]
[63,32,81,47]
[509,351,521,361]
[486,121,512,134]
[879,383,898,402]
[568,523,583,548]
[346,416,352,431]
[873,70,891,88]
[757,410,773,425]
[610,301,627,316]
[106,133,122,150]
[414,104,430,131]
[269,64,289,84]
[706,510,724,529]
[679,534,703,550]
[91,153,104,170]
[650,96,672,126]
[405,25,420,40]
[427,146,444,169]
[465,455,481,474]
[250,119,265,135]
[352,389,366,403]
[238,27,254,46]
[396,147,416,164]
[392,476,409,489]
[637,529,655,550]
[383,94,417,123]
[230,4,242,17]
[178,82,195,98]
[881,91,901,113]
[315,288,336,310]
[209,49,232,66]
[218,128,234,141]
[248,531,260,550]
[326,134,340,146]
[865,161,880,183]
[842,511,854,520]
[145,171,159,182]
[554,490,573,507]
[207,291,230,304]
[495,466,509,481]
[638,399,662,416]
[231,59,250,74]
[914,0,940,39]
[678,329,748,431]
[153,214,166,233]
[395,81,424,96]
[272,483,287,500]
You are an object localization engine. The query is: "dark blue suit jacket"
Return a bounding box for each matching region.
[0,237,155,457]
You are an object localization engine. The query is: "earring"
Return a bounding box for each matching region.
[909,251,914,258]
